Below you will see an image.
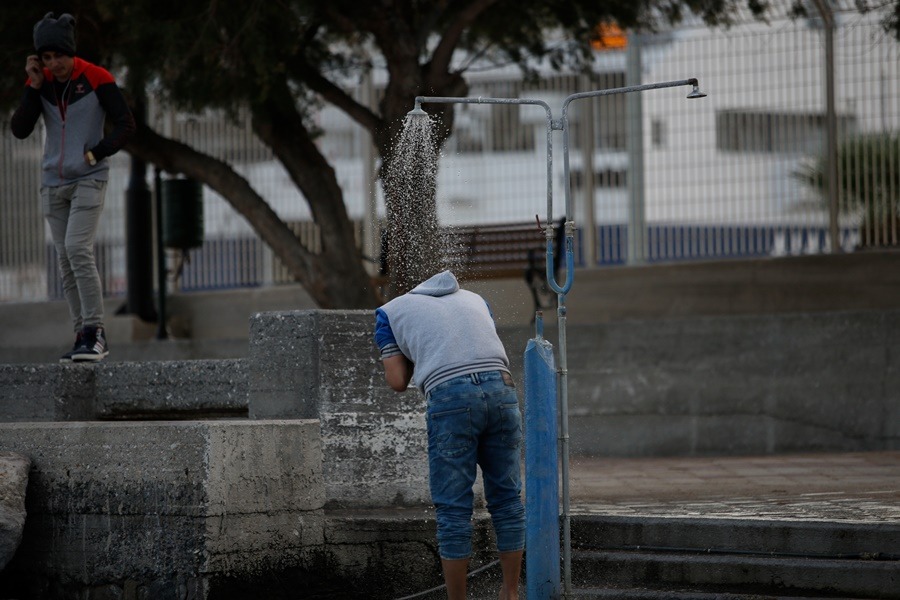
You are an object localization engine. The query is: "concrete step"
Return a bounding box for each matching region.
[568,516,900,599]
[0,359,249,422]
[4,337,248,365]
[570,549,899,599]
[572,515,900,559]
[571,586,881,599]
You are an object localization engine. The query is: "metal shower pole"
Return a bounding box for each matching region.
[412,76,705,599]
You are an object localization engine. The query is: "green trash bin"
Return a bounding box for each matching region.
[161,178,203,249]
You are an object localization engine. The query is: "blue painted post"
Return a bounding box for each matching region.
[524,313,560,599]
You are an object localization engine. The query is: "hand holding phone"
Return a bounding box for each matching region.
[25,55,43,88]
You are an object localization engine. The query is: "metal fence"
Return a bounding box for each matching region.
[1,5,897,303]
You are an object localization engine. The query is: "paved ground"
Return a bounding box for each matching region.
[566,450,900,522]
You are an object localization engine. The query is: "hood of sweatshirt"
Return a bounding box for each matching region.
[409,270,460,297]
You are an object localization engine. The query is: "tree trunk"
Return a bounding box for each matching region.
[252,88,382,308]
[126,122,381,309]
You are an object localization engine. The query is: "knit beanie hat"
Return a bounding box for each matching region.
[33,12,76,56]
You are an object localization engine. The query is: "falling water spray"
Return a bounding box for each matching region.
[382,110,463,295]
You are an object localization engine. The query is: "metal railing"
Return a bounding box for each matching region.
[1,7,896,303]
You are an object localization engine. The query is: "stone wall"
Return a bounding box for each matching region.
[0,420,323,598]
[517,309,900,456]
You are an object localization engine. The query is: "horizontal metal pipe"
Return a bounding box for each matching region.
[415,95,552,113]
[561,78,698,113]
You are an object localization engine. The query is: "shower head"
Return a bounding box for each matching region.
[407,102,428,117]
[686,83,707,99]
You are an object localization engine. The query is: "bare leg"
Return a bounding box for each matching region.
[441,558,469,600]
[498,550,523,600]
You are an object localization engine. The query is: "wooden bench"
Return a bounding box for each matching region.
[446,220,564,281]
[374,220,565,311]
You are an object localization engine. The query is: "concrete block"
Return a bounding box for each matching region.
[0,360,249,422]
[94,359,248,419]
[0,420,324,590]
[248,311,321,419]
[0,452,30,571]
[0,364,96,422]
[249,311,431,508]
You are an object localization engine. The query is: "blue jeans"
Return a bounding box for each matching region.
[426,370,525,560]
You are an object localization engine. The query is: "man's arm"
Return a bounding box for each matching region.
[383,354,414,392]
[92,80,135,160]
[374,308,414,392]
[10,86,43,140]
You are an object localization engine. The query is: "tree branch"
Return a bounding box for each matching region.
[320,4,358,35]
[428,0,501,81]
[251,81,368,276]
[297,63,382,132]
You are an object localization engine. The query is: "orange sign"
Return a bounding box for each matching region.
[591,23,627,50]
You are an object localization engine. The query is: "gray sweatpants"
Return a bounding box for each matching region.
[41,179,107,332]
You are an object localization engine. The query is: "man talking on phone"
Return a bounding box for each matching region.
[11,12,135,362]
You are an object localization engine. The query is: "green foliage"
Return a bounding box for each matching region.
[794,132,900,213]
[98,0,311,112]
[794,132,900,246]
[0,0,787,114]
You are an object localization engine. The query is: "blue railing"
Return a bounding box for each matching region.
[597,223,860,266]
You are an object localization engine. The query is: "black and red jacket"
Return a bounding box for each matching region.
[11,57,135,186]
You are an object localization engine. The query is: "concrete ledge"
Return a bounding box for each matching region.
[0,359,248,422]
[560,251,900,325]
[0,452,29,572]
[95,360,248,419]
[572,549,899,598]
[0,420,324,595]
[572,515,900,557]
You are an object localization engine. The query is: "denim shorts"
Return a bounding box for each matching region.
[425,370,525,560]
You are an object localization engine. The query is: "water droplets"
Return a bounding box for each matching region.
[382,113,464,295]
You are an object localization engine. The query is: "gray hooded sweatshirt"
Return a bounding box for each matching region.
[10,57,135,187]
[375,270,510,393]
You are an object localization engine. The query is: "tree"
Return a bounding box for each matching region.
[7,0,893,306]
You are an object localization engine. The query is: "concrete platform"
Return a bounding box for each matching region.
[561,453,899,598]
[566,450,900,522]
